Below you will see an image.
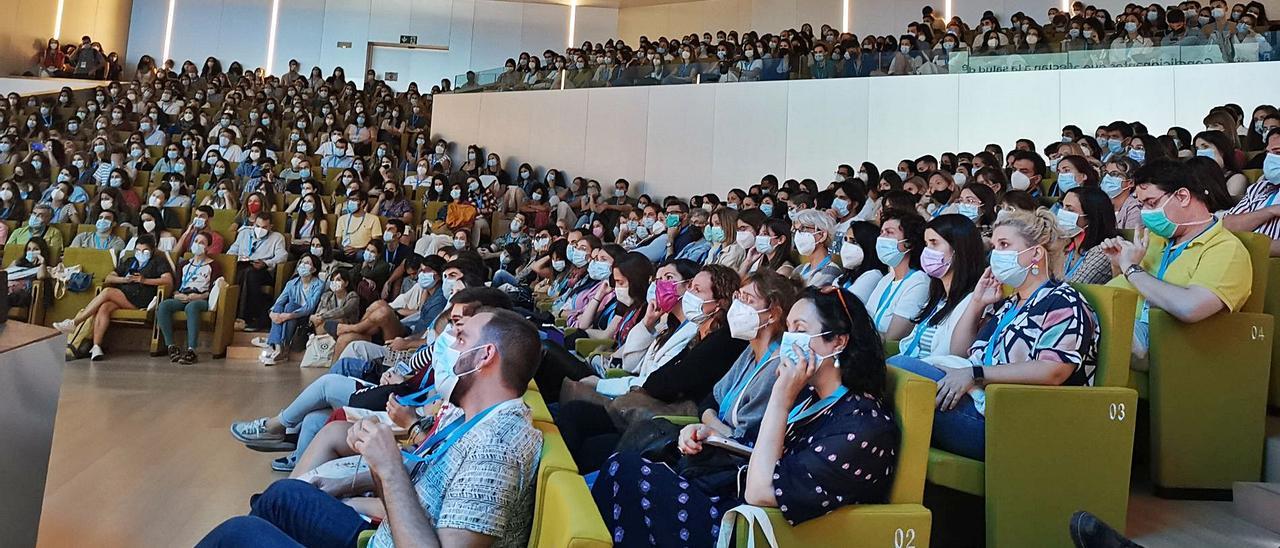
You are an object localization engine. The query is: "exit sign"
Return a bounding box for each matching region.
[400,35,418,45]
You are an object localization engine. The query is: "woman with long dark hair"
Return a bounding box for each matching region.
[890,214,985,361]
[1059,186,1120,284]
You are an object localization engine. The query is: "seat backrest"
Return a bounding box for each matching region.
[1233,230,1269,314]
[1072,284,1138,389]
[63,247,116,274]
[536,471,611,548]
[2,243,23,265]
[885,367,936,505]
[532,421,578,484]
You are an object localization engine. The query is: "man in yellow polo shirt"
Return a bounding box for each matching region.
[335,189,382,263]
[1102,160,1252,362]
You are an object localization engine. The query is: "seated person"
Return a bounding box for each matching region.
[205,308,543,548]
[834,220,889,303]
[335,190,383,263]
[331,254,430,356]
[53,235,174,361]
[156,231,222,365]
[864,209,930,340]
[173,206,226,256]
[593,286,900,547]
[124,206,176,252]
[791,209,844,287]
[257,253,328,366]
[1104,159,1252,360]
[228,213,290,331]
[5,236,52,309]
[1224,129,1280,255]
[1060,186,1121,284]
[892,209,1099,461]
[69,210,127,255]
[7,204,65,262]
[889,214,984,361]
[330,258,482,379]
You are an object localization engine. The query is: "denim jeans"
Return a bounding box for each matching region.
[887,355,987,461]
[492,268,519,288]
[268,302,305,346]
[278,373,365,460]
[195,479,371,548]
[156,298,210,349]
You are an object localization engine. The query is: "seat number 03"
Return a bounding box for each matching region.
[894,528,917,548]
[1108,402,1126,421]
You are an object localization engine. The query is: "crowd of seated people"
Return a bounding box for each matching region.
[0,17,1277,545]
[453,1,1278,91]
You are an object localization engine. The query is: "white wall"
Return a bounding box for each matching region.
[430,61,1279,199]
[2,0,133,77]
[125,0,618,91]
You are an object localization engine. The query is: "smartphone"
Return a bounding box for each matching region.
[31,143,44,152]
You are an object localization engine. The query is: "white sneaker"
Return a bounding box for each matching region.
[89,345,105,361]
[53,319,76,334]
[260,345,278,366]
[251,336,270,348]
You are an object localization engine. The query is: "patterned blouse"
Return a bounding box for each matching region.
[966,279,1099,385]
[1226,176,1280,240]
[1063,238,1114,285]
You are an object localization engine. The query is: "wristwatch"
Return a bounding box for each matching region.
[971,366,985,385]
[1123,264,1146,280]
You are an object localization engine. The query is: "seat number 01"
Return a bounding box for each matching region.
[1108,402,1126,421]
[894,528,917,548]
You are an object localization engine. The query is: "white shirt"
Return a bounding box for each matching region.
[595,319,700,397]
[898,294,974,358]
[863,268,930,334]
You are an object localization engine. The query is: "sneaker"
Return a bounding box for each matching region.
[53,319,77,334]
[250,336,270,348]
[179,348,197,365]
[1069,511,1143,548]
[89,345,105,361]
[243,324,260,333]
[260,348,277,366]
[230,418,286,444]
[167,345,182,362]
[270,455,297,472]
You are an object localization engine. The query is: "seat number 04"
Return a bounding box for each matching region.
[1108,402,1126,421]
[894,528,917,548]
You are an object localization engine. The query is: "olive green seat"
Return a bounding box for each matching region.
[1134,231,1272,497]
[1263,257,1280,410]
[924,284,1139,548]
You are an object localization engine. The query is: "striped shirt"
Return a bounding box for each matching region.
[1226,176,1280,239]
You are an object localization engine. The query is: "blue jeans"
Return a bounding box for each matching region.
[492,268,519,287]
[330,356,376,379]
[156,298,210,349]
[887,355,987,461]
[268,302,305,346]
[195,479,371,548]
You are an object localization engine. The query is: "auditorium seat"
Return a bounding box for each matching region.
[731,366,934,548]
[46,247,116,324]
[147,252,241,358]
[531,421,579,547]
[533,471,611,548]
[1138,231,1273,497]
[924,284,1138,547]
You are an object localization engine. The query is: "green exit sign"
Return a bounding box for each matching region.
[400,35,418,45]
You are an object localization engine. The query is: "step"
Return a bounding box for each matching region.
[1266,415,1280,483]
[1232,481,1280,534]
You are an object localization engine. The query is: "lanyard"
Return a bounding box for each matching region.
[787,386,849,425]
[873,270,918,328]
[1156,219,1216,280]
[404,402,503,469]
[799,254,833,280]
[385,245,397,264]
[719,342,780,423]
[983,279,1054,366]
[93,232,108,250]
[396,384,441,407]
[180,260,206,290]
[1064,248,1086,279]
[902,300,944,358]
[615,308,640,345]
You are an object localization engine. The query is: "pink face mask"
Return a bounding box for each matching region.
[654,280,682,313]
[920,247,952,278]
[592,226,604,238]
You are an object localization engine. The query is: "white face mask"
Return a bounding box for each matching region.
[839,242,864,269]
[614,286,634,306]
[727,298,770,340]
[793,231,818,256]
[735,229,755,251]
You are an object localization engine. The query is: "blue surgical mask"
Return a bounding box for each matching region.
[955,203,981,221]
[299,168,312,179]
[345,201,358,214]
[1100,174,1126,198]
[779,330,834,365]
[363,250,376,263]
[1127,148,1146,163]
[1196,147,1216,160]
[1056,172,1079,192]
[568,246,589,267]
[191,242,207,256]
[310,245,324,256]
[831,197,850,216]
[295,262,313,276]
[440,276,460,297]
[760,203,774,216]
[1263,153,1280,183]
[134,250,152,266]
[874,236,906,267]
[1108,139,1124,154]
[990,247,1033,286]
[587,259,611,281]
[96,218,112,233]
[25,250,39,263]
[27,214,43,228]
[1140,195,1180,238]
[417,271,437,289]
[703,225,725,243]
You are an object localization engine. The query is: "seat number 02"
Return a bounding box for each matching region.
[894,528,917,548]
[1108,402,1126,421]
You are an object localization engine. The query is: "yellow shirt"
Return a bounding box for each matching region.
[1107,221,1252,318]
[335,213,382,249]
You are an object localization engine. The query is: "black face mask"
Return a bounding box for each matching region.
[932,189,953,204]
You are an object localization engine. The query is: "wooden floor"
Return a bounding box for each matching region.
[33,353,1280,548]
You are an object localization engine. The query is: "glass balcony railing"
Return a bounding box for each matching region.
[449,30,1279,92]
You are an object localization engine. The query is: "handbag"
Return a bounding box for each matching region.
[299,333,336,368]
[716,505,779,548]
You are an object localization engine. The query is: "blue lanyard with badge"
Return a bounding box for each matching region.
[718,342,779,423]
[902,300,945,358]
[799,254,833,281]
[983,280,1053,365]
[873,270,918,329]
[180,260,206,291]
[403,402,503,480]
[1064,247,1086,279]
[787,386,850,426]
[1140,219,1217,322]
